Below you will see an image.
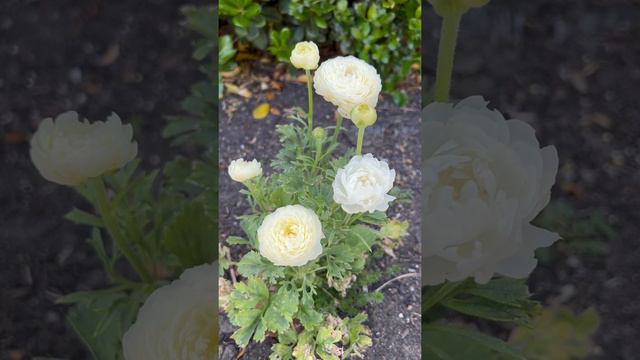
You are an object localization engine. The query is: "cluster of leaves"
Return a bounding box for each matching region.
[219,0,421,105]
[60,5,217,359]
[221,111,410,358]
[422,278,542,359]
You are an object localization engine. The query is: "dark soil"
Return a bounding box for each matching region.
[218,66,422,359]
[424,1,640,359]
[0,0,202,358]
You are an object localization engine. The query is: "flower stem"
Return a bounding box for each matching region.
[245,180,268,212]
[90,177,152,283]
[332,113,343,146]
[355,127,365,155]
[434,10,462,103]
[306,69,313,135]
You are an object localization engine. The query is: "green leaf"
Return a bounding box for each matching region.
[66,289,141,360]
[423,323,525,360]
[226,236,251,245]
[228,277,270,348]
[236,251,285,282]
[465,278,530,306]
[162,201,216,270]
[297,292,323,331]
[441,297,532,324]
[65,208,104,227]
[262,287,299,333]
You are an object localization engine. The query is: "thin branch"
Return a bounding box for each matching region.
[374,273,420,292]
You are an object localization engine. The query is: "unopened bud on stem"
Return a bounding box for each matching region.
[350,103,377,129]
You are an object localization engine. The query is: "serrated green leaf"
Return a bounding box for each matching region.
[236,251,285,282]
[262,287,299,333]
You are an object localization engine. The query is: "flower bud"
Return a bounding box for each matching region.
[228,158,262,183]
[290,41,320,70]
[350,103,377,128]
[312,127,326,141]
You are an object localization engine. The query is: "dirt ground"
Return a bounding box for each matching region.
[218,67,422,359]
[424,1,640,358]
[0,0,202,358]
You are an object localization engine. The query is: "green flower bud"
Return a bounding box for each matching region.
[312,127,326,140]
[350,103,377,129]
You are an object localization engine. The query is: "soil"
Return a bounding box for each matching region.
[218,65,422,359]
[0,0,203,358]
[423,1,640,359]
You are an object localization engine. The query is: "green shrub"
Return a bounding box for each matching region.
[219,0,421,105]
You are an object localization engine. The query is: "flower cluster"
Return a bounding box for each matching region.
[222,41,408,359]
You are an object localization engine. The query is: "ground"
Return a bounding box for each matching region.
[0,1,201,358]
[424,1,640,358]
[218,64,422,359]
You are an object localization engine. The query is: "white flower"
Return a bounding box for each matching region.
[123,263,216,360]
[228,158,262,182]
[29,111,137,186]
[290,41,320,70]
[258,205,324,266]
[333,154,396,214]
[422,96,559,285]
[313,56,382,119]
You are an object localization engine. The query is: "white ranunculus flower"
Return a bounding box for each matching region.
[29,111,137,186]
[123,263,216,360]
[422,96,559,285]
[313,56,382,119]
[258,205,324,266]
[228,158,262,183]
[290,41,320,70]
[332,154,396,214]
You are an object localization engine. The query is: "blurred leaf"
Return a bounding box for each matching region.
[423,323,525,360]
[507,306,600,360]
[252,103,271,120]
[162,201,216,271]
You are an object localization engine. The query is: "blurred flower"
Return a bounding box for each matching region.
[290,41,320,70]
[123,263,216,360]
[29,111,137,186]
[258,205,324,266]
[313,56,381,119]
[422,96,559,285]
[333,154,396,214]
[350,103,377,128]
[228,158,262,182]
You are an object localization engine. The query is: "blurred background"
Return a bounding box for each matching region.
[0,0,206,358]
[424,0,640,359]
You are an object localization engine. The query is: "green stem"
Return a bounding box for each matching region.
[434,10,462,103]
[245,180,268,212]
[306,69,313,135]
[311,140,323,177]
[355,127,365,155]
[91,177,152,283]
[332,114,343,146]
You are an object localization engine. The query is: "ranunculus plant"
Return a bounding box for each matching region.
[220,41,411,359]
